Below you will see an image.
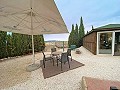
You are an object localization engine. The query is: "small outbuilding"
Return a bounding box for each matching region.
[83,24,120,56]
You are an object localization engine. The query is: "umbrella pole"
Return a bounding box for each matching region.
[26,0,40,71]
[32,35,35,64]
[30,0,35,64]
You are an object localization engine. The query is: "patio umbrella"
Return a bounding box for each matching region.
[0,0,68,71]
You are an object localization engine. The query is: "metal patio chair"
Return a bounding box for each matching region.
[67,48,72,61]
[51,47,57,55]
[42,51,54,68]
[57,52,70,71]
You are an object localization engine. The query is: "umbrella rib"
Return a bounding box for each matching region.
[32,17,65,30]
[5,5,30,11]
[32,17,64,30]
[33,9,65,27]
[13,15,30,23]
[33,16,43,23]
[33,20,62,30]
[32,9,50,22]
[0,9,30,17]
[10,15,31,29]
[10,9,31,15]
[14,14,28,27]
[32,10,62,29]
[33,21,49,30]
[33,9,62,23]
[0,15,20,26]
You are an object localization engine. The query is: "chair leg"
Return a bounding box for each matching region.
[68,60,70,69]
[53,58,54,66]
[61,62,62,71]
[71,56,72,61]
[43,59,45,68]
[57,59,58,66]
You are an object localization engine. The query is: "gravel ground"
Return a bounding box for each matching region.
[0,46,120,90]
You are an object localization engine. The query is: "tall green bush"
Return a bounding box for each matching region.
[0,31,7,59]
[0,31,45,59]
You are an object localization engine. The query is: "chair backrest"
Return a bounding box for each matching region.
[41,50,45,58]
[51,48,56,53]
[61,52,69,63]
[67,48,71,56]
[41,51,51,61]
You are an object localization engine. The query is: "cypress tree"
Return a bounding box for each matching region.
[22,34,28,55]
[28,35,32,53]
[78,17,85,47]
[6,34,13,57]
[79,17,85,39]
[12,33,18,56]
[74,24,79,47]
[0,31,2,58]
[26,35,30,54]
[40,35,45,51]
[17,34,23,56]
[87,31,89,34]
[92,25,94,30]
[0,31,45,59]
[34,34,45,52]
[21,34,25,55]
[68,24,75,47]
[34,35,38,52]
[40,35,45,44]
[0,31,7,59]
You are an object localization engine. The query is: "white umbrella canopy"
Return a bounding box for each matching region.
[0,0,68,71]
[0,0,68,34]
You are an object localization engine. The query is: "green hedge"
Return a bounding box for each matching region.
[0,31,45,59]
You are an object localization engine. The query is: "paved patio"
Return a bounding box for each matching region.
[82,76,120,90]
[0,46,120,90]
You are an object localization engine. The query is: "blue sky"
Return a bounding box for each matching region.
[44,0,120,41]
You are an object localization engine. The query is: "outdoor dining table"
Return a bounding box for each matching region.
[51,51,67,60]
[52,51,63,56]
[51,51,67,66]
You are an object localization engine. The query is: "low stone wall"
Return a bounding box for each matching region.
[55,41,68,48]
[45,41,68,51]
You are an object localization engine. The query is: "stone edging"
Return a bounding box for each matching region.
[82,76,88,90]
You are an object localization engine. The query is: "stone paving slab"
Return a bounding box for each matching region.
[82,76,120,90]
